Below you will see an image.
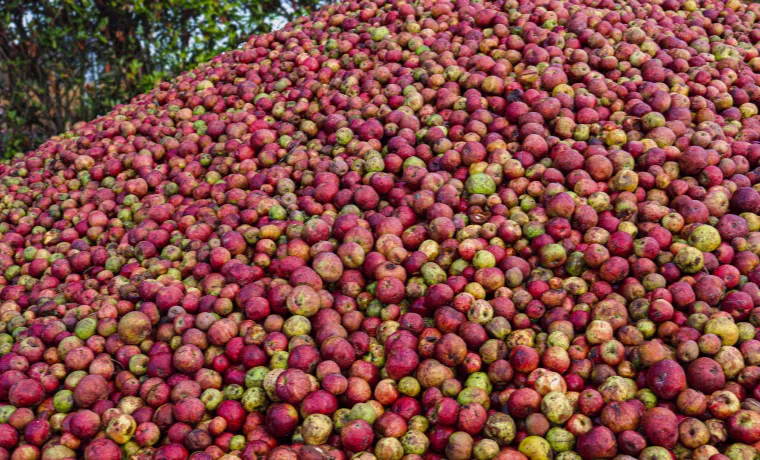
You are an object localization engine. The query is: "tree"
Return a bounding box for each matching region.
[0,0,321,158]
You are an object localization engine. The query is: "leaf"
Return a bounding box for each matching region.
[1,0,330,158]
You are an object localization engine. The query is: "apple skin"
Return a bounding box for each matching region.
[641,407,679,448]
[577,426,617,460]
[646,359,686,400]
[727,410,760,444]
[687,357,726,394]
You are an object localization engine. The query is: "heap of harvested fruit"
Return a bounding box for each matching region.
[3,0,760,458]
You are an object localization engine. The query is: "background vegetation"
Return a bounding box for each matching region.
[0,0,322,158]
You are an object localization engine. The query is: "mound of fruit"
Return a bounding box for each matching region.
[3,0,760,459]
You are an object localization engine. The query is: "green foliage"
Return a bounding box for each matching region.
[0,0,322,158]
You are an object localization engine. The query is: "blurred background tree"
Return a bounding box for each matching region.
[0,0,322,158]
